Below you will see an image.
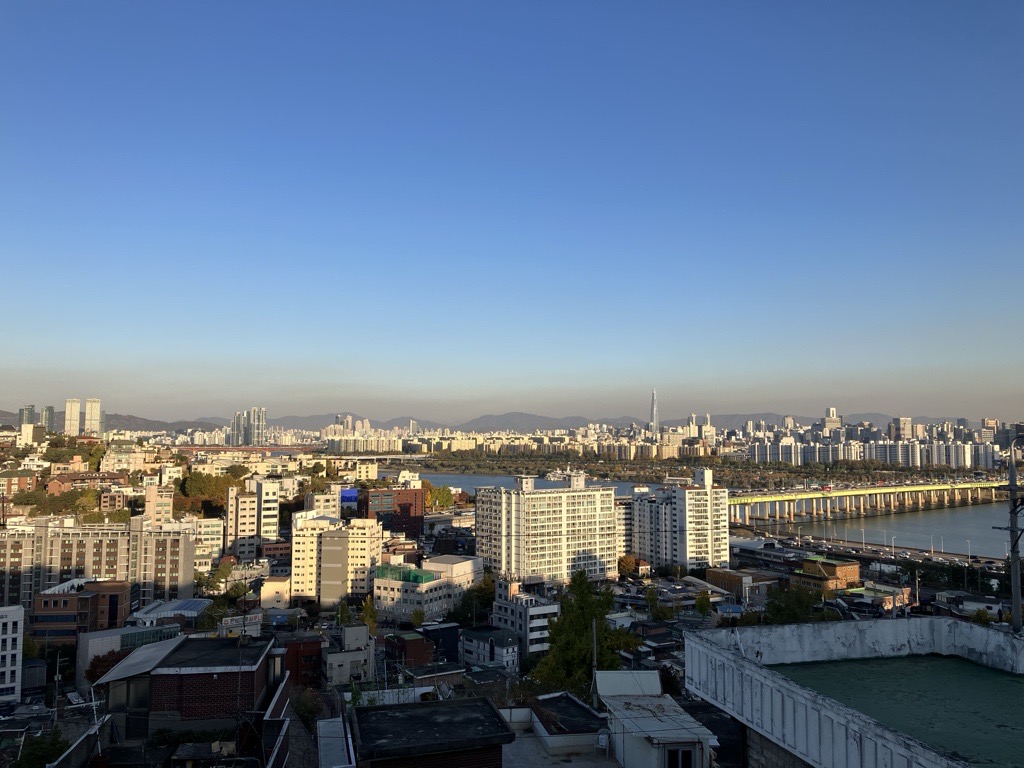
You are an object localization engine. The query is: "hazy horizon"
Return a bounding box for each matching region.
[3,3,1021,423]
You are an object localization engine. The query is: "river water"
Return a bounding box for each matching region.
[421,472,1014,560]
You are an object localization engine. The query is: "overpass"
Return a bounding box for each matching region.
[729,481,1003,525]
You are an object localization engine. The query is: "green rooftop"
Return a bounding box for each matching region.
[376,563,437,583]
[772,655,1024,767]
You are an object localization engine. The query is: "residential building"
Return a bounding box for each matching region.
[260,575,291,609]
[225,479,280,560]
[99,635,276,739]
[632,468,730,571]
[322,623,374,686]
[17,405,35,427]
[84,398,103,436]
[63,398,81,436]
[74,623,181,694]
[46,472,129,495]
[30,579,136,646]
[460,626,519,673]
[790,555,860,592]
[475,472,618,584]
[229,407,267,446]
[183,515,226,571]
[292,516,383,606]
[490,579,560,658]
[357,487,426,539]
[0,516,195,609]
[0,470,36,496]
[350,698,515,768]
[40,405,55,433]
[374,555,482,623]
[318,518,384,604]
[0,605,24,703]
[144,485,175,525]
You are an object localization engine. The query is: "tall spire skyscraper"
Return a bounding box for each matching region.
[650,389,659,436]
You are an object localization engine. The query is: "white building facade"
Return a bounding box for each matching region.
[632,469,729,572]
[0,606,24,703]
[475,473,619,584]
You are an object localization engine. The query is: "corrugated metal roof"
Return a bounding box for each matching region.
[95,635,185,685]
[602,695,715,745]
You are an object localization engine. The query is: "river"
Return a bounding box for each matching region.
[421,472,1014,560]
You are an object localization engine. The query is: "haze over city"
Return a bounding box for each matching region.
[3,2,1021,422]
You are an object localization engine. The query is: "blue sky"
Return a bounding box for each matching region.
[2,2,1022,423]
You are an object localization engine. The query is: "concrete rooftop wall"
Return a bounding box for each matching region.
[697,617,1024,674]
[685,632,968,768]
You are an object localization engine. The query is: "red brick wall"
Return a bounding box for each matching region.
[359,744,503,768]
[149,656,269,720]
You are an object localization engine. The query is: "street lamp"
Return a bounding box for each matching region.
[860,528,865,549]
[891,536,896,560]
[967,539,971,563]
[797,526,803,547]
[930,534,934,556]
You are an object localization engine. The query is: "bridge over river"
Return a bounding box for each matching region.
[729,481,1003,525]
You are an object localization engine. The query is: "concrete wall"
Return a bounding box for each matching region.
[696,617,1024,674]
[685,624,973,768]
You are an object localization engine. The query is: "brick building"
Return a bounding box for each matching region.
[357,487,425,539]
[789,556,861,593]
[99,635,277,740]
[0,470,37,496]
[31,579,136,645]
[46,472,129,495]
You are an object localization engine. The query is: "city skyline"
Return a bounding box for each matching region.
[3,3,1021,422]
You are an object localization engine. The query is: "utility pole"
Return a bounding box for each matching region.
[591,617,598,709]
[995,437,1024,633]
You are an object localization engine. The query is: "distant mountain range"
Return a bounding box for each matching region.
[0,409,980,433]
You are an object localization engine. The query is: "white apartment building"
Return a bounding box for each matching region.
[84,398,102,436]
[64,398,81,436]
[291,516,384,606]
[182,516,226,571]
[491,579,560,658]
[291,515,345,604]
[144,486,175,525]
[475,473,619,584]
[225,479,280,561]
[631,469,729,572]
[0,606,24,703]
[374,555,482,622]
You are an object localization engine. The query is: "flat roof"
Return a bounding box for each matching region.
[352,697,514,760]
[602,695,716,746]
[154,637,273,672]
[531,693,606,735]
[772,655,1024,767]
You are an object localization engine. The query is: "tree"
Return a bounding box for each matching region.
[15,729,69,768]
[225,464,250,480]
[431,485,454,510]
[85,648,132,683]
[695,590,712,617]
[533,571,634,699]
[765,586,822,624]
[360,595,378,636]
[336,601,352,625]
[292,688,323,733]
[22,633,39,660]
[617,554,636,578]
[410,608,425,628]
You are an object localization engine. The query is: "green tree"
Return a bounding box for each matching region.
[22,633,39,660]
[410,608,426,628]
[765,586,823,624]
[431,486,454,509]
[533,571,633,699]
[360,595,378,636]
[225,464,250,480]
[292,688,323,733]
[695,590,712,617]
[14,729,70,768]
[336,601,352,625]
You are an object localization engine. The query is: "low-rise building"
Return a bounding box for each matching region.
[374,555,481,623]
[31,579,136,646]
[322,623,374,687]
[490,580,560,659]
[460,626,519,674]
[790,556,860,592]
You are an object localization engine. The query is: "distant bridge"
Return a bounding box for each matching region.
[729,481,1003,524]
